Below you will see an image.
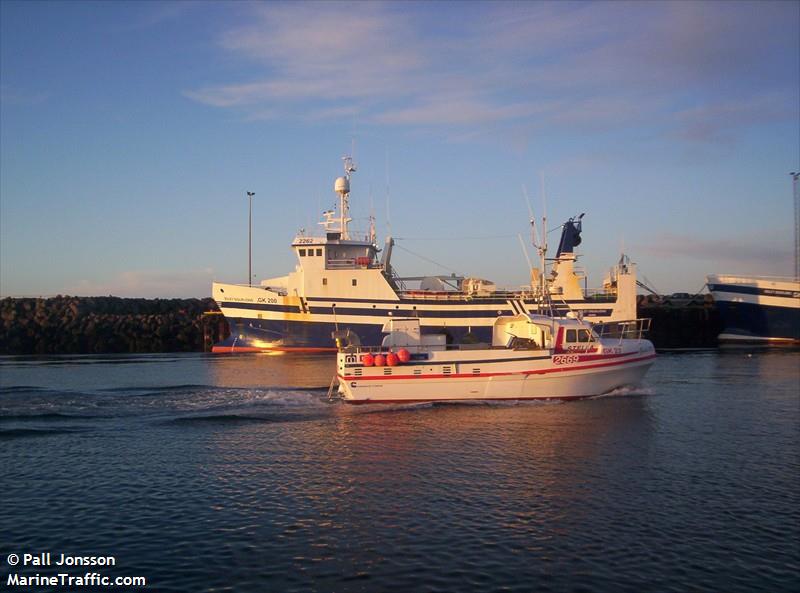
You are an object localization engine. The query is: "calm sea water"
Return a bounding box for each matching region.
[1,350,798,592]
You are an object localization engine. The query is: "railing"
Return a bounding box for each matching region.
[326,259,382,269]
[593,318,651,342]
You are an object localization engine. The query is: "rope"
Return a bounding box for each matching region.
[394,234,517,241]
[393,244,460,275]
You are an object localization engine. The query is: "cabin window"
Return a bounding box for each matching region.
[322,278,328,286]
[352,279,357,286]
[316,248,322,256]
[567,328,593,342]
[299,249,306,256]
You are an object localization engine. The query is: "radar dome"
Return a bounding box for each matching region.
[334,176,350,194]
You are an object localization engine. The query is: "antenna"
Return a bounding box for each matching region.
[522,184,539,247]
[517,233,533,269]
[368,184,377,244]
[540,172,548,252]
[385,147,392,235]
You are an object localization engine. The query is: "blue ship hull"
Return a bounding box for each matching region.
[714,301,800,343]
[213,317,494,352]
[708,277,800,344]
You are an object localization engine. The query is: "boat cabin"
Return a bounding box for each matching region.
[492,314,556,349]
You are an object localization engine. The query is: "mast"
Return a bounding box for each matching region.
[336,156,356,240]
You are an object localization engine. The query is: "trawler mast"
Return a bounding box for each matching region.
[321,156,357,240]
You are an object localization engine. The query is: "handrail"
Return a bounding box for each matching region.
[593,318,651,342]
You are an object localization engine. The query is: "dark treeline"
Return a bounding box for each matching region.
[0,295,720,355]
[0,296,223,355]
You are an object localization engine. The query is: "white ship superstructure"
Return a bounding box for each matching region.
[212,158,640,352]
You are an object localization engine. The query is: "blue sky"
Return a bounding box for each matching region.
[1,0,798,298]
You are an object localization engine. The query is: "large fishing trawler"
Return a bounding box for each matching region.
[211,157,640,352]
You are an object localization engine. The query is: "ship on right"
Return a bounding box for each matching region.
[707,173,800,345]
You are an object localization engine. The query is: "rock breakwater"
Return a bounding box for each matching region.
[0,296,226,355]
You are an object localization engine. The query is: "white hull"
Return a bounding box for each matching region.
[336,315,655,404]
[337,355,654,403]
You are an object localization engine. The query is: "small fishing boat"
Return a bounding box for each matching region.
[333,314,655,404]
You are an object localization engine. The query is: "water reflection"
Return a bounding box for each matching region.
[712,348,800,383]
[208,353,336,389]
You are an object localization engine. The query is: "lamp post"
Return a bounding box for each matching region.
[792,173,799,280]
[247,191,255,286]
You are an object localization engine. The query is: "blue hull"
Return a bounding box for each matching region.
[213,317,494,352]
[715,301,800,343]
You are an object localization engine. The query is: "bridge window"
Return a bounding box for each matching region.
[567,328,593,342]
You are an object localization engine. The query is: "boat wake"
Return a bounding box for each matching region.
[593,385,655,399]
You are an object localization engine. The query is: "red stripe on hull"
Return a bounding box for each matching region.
[340,353,656,382]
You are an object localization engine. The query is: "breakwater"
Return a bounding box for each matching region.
[637,294,722,349]
[0,296,225,355]
[0,295,720,355]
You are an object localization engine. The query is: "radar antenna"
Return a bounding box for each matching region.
[325,155,356,239]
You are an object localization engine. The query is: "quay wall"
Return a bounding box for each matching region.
[0,295,720,355]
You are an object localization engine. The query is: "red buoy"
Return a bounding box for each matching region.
[396,348,410,363]
[361,353,374,367]
[386,352,399,366]
[373,354,386,367]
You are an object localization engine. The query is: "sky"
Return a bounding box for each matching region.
[1,0,798,298]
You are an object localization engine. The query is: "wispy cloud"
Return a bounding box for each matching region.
[640,233,793,266]
[184,1,798,142]
[673,95,795,144]
[0,85,49,106]
[66,269,214,298]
